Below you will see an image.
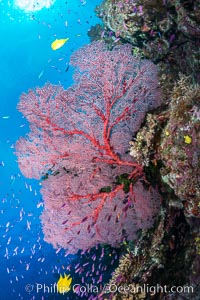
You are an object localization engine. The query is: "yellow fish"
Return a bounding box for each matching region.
[184,135,192,144]
[57,273,72,294]
[51,38,69,50]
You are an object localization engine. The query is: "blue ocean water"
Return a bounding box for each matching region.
[0,1,121,299]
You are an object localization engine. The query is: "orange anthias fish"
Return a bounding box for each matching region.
[51,38,69,50]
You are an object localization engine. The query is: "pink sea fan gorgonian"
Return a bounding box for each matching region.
[15,41,162,253]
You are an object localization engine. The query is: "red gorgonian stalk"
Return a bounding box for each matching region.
[15,42,162,254]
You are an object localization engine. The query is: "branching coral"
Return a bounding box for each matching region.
[129,114,159,167]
